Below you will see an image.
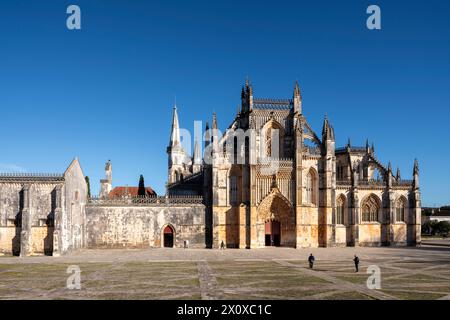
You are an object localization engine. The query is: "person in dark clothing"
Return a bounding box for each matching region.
[308,254,315,269]
[220,240,225,250]
[353,255,360,272]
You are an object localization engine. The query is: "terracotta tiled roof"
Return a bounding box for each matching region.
[109,186,157,198]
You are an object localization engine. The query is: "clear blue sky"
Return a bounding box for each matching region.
[0,0,449,206]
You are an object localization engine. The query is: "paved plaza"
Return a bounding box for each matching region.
[1,243,450,300]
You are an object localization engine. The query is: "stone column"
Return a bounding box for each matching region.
[52,185,63,256]
[294,120,304,249]
[350,168,359,247]
[388,190,396,245]
[412,190,421,246]
[20,185,32,257]
[351,191,360,247]
[250,206,258,248]
[238,204,247,248]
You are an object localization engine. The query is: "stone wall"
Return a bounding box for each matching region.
[0,181,61,255]
[85,204,206,249]
[61,159,88,254]
[0,159,87,256]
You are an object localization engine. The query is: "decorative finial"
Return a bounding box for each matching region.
[414,158,419,175]
[294,80,301,96]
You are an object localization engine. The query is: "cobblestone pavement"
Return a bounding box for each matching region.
[1,245,449,300]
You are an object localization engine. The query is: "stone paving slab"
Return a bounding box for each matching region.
[0,245,449,300]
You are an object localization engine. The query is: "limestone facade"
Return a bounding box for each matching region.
[168,80,422,249]
[0,80,422,255]
[0,159,86,256]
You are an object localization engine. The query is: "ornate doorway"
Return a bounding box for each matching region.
[163,225,174,248]
[265,220,281,246]
[257,191,295,248]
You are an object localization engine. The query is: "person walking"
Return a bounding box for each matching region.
[308,254,315,269]
[220,240,225,250]
[353,255,360,272]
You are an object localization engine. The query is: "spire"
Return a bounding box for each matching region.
[396,167,401,180]
[193,139,201,164]
[413,159,420,190]
[366,139,370,152]
[245,78,253,95]
[322,115,333,141]
[293,80,302,114]
[371,142,375,154]
[347,138,351,149]
[211,113,218,151]
[413,158,419,175]
[322,115,328,136]
[212,112,218,130]
[169,106,181,147]
[294,80,301,96]
[204,121,210,149]
[387,162,393,188]
[241,85,247,113]
[245,78,253,111]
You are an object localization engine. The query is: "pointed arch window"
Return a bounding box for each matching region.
[336,196,345,225]
[362,195,380,222]
[230,176,238,205]
[305,169,316,206]
[263,121,284,158]
[395,197,406,222]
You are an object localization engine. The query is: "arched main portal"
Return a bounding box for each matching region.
[163,225,174,248]
[257,191,295,247]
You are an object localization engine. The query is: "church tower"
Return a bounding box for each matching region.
[99,160,112,198]
[319,116,336,247]
[167,106,187,184]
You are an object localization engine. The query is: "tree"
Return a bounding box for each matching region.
[422,221,431,235]
[138,175,146,197]
[85,176,91,198]
[422,220,450,236]
[437,221,450,236]
[430,220,440,236]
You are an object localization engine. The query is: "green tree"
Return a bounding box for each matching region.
[422,221,432,235]
[430,220,440,235]
[85,176,91,198]
[437,221,450,236]
[138,175,146,197]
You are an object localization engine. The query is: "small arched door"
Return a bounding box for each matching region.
[163,225,174,248]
